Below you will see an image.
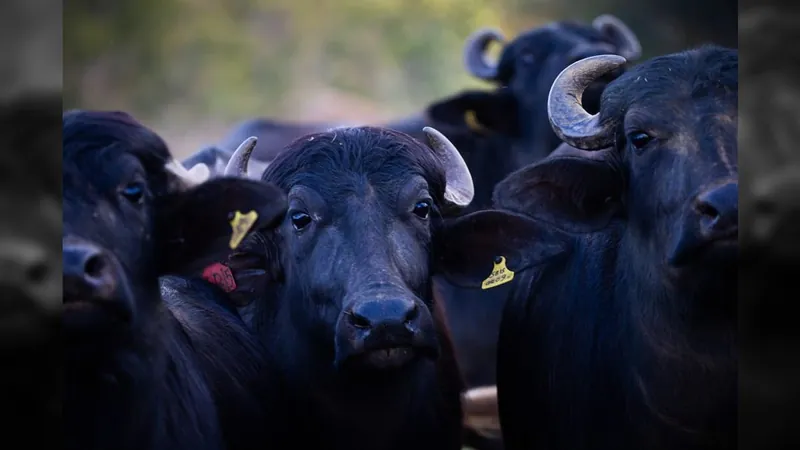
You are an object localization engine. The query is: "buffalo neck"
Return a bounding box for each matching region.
[64,302,223,450]
[614,228,738,447]
[504,224,736,449]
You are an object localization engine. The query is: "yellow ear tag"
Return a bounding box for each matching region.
[481,256,515,290]
[464,110,489,133]
[229,210,259,249]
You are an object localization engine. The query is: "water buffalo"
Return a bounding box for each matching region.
[62,110,288,450]
[212,125,534,450]
[437,46,739,450]
[429,19,641,429]
[0,92,61,448]
[431,14,640,177]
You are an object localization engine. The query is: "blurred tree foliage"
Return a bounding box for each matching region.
[64,0,735,154]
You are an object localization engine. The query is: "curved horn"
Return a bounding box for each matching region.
[224,136,258,177]
[463,28,506,81]
[592,14,642,61]
[547,54,627,150]
[164,159,211,187]
[423,127,474,207]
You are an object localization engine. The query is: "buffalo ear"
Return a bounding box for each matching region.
[426,89,519,137]
[432,210,568,289]
[181,145,230,177]
[492,148,623,233]
[592,14,642,61]
[223,231,284,308]
[154,177,287,276]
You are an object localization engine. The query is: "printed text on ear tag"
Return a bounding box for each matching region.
[229,210,259,249]
[202,263,237,293]
[481,256,515,290]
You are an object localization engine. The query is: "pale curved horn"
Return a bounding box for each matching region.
[547,54,627,150]
[463,28,506,80]
[423,126,474,207]
[224,136,258,177]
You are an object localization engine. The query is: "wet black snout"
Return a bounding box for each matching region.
[334,297,439,371]
[695,182,738,241]
[347,298,419,333]
[669,181,739,266]
[63,241,118,304]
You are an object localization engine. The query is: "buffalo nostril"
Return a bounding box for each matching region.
[696,201,721,222]
[25,260,50,285]
[754,197,777,216]
[694,182,738,238]
[348,311,371,329]
[84,253,108,281]
[404,304,419,325]
[63,242,118,300]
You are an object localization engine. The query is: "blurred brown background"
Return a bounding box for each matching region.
[63,0,736,159]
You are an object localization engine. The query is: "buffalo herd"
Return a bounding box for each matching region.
[62,13,742,450]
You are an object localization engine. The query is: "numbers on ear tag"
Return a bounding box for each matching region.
[202,263,237,293]
[229,210,259,249]
[481,256,515,290]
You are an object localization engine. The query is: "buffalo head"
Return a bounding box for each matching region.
[427,15,641,164]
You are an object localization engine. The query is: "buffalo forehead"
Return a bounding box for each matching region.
[263,129,449,236]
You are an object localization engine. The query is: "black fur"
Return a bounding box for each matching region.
[62,110,287,450]
[436,46,738,450]
[228,127,469,450]
[420,18,639,406]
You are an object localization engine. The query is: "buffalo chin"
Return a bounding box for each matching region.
[668,232,738,269]
[341,345,438,372]
[361,346,417,369]
[63,297,132,333]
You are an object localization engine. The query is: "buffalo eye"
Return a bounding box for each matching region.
[412,200,431,219]
[290,211,312,231]
[120,182,145,205]
[628,131,653,150]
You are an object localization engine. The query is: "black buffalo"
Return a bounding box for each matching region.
[0,92,61,448]
[428,14,640,184]
[215,125,528,450]
[62,110,288,450]
[437,46,739,450]
[430,18,641,424]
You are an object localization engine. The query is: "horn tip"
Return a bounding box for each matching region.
[422,126,441,137]
[582,53,628,66]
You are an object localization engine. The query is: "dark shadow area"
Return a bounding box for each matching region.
[0,0,62,446]
[739,2,800,449]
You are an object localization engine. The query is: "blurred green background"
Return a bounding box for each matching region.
[64,0,736,158]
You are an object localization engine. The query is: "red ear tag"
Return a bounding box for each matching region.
[202,263,237,293]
